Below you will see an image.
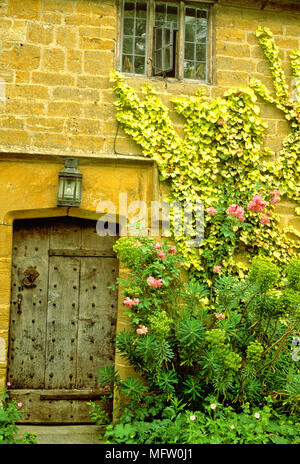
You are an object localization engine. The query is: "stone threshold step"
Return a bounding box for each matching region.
[16,424,105,444]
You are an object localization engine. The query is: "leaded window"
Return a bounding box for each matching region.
[120,0,212,81]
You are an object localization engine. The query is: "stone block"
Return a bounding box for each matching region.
[216,27,246,43]
[7,0,41,20]
[26,116,65,132]
[55,27,78,48]
[69,135,105,151]
[6,100,45,116]
[41,12,62,24]
[15,71,31,83]
[27,22,54,45]
[31,133,69,149]
[32,71,75,86]
[0,129,30,148]
[41,48,65,72]
[216,42,251,58]
[0,116,25,130]
[66,49,83,73]
[48,101,82,117]
[0,44,41,71]
[7,84,49,99]
[84,50,114,74]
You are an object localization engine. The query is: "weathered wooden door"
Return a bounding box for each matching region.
[7,217,118,424]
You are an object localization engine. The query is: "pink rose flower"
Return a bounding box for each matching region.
[147,227,151,232]
[147,276,163,288]
[261,215,270,225]
[17,403,23,408]
[216,313,225,320]
[247,195,267,213]
[123,297,139,307]
[136,324,148,335]
[180,263,185,268]
[154,242,162,249]
[157,251,166,259]
[168,246,177,254]
[206,206,216,216]
[7,382,11,387]
[227,204,244,218]
[270,189,280,204]
[213,265,222,273]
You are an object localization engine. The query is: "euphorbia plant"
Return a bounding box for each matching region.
[97,232,299,419]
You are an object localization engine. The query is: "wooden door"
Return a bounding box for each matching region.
[7,217,118,424]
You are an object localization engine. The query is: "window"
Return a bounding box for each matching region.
[120,0,213,81]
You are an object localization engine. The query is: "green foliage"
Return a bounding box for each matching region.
[102,398,300,444]
[96,236,299,420]
[248,255,280,291]
[0,388,37,444]
[110,27,299,283]
[286,257,300,291]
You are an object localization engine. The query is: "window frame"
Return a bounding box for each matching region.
[117,0,216,84]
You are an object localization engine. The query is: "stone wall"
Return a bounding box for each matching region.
[0,0,299,392]
[0,0,299,157]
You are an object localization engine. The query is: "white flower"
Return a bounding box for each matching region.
[254,413,260,419]
[210,403,217,410]
[190,415,196,421]
[230,425,235,429]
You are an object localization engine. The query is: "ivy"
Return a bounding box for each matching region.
[111,28,299,283]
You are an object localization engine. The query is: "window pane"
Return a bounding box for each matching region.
[185,22,195,42]
[156,28,162,49]
[124,17,134,35]
[121,1,147,75]
[134,55,145,74]
[195,62,206,80]
[124,2,135,16]
[184,7,208,81]
[155,49,162,70]
[163,46,171,70]
[155,2,178,29]
[184,61,195,79]
[196,20,207,42]
[184,42,194,61]
[123,37,133,54]
[135,37,145,55]
[136,3,147,18]
[196,43,206,61]
[122,55,133,73]
[136,18,147,37]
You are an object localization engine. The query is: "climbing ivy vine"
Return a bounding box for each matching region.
[111,27,299,285]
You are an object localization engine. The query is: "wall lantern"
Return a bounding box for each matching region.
[57,158,82,207]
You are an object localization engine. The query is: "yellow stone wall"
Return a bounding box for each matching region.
[0,0,299,391]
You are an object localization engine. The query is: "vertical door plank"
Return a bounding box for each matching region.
[7,221,49,388]
[45,256,80,389]
[76,257,118,389]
